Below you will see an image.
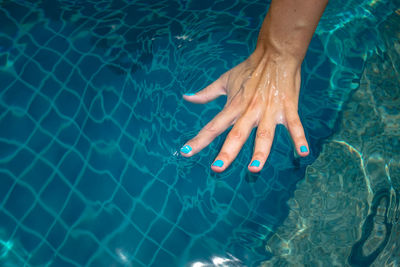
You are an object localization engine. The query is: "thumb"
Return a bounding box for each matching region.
[183,73,228,104]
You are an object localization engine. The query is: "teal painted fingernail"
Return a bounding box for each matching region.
[184,93,195,96]
[180,145,192,154]
[212,160,224,167]
[250,160,260,167]
[300,146,308,153]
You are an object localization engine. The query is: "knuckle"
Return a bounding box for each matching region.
[228,128,243,140]
[287,118,302,130]
[203,121,218,134]
[256,129,273,139]
[292,130,305,139]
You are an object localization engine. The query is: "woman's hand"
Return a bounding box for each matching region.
[180,48,309,173]
[180,0,328,173]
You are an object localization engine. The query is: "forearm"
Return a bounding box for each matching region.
[256,0,328,62]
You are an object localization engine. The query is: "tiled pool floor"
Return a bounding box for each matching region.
[0,0,399,266]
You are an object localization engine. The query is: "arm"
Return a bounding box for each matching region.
[257,0,328,61]
[181,0,328,173]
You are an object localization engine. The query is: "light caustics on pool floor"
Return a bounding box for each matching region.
[263,9,400,267]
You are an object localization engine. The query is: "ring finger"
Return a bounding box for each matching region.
[248,114,276,173]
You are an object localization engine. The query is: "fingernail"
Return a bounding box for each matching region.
[300,146,308,153]
[180,145,192,154]
[212,160,224,167]
[184,93,195,96]
[250,160,260,167]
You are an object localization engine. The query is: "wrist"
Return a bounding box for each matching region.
[251,42,303,68]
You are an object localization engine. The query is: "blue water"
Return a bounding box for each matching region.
[0,0,399,266]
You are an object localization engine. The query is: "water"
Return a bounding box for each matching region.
[0,0,399,266]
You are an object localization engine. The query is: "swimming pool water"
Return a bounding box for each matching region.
[0,0,399,266]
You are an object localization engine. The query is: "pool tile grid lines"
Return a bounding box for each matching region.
[1,0,398,266]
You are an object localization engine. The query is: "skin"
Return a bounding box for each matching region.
[181,0,329,173]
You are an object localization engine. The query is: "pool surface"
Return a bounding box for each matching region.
[0,0,399,266]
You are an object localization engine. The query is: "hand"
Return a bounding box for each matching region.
[180,48,309,173]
